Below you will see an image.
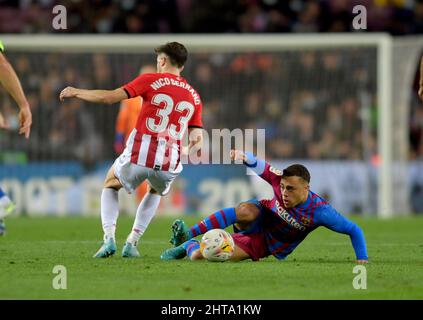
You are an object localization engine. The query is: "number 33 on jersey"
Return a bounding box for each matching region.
[121,72,203,173]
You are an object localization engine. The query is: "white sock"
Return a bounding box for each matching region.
[127,193,161,245]
[101,188,119,241]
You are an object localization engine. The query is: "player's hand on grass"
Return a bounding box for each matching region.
[230,149,247,162]
[356,260,368,264]
[59,86,77,101]
[18,105,31,139]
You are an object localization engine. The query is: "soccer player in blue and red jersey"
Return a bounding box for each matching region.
[161,149,368,264]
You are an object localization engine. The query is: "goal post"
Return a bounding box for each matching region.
[0,33,411,217]
[378,35,393,218]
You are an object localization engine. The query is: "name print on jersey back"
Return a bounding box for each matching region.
[122,72,203,172]
[150,76,201,106]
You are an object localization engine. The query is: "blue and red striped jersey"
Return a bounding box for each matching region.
[244,152,368,261]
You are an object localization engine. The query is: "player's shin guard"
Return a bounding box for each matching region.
[189,208,237,238]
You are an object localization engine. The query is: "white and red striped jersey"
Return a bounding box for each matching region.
[122,72,203,172]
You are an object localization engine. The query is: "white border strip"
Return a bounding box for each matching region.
[0,33,391,52]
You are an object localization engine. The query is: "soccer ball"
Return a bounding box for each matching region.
[200,229,235,262]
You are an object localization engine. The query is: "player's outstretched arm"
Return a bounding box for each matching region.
[59,87,128,105]
[419,55,423,102]
[316,206,369,264]
[0,52,32,138]
[230,150,266,174]
[230,150,281,187]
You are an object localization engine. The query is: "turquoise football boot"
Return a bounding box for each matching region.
[93,237,117,258]
[160,243,187,260]
[122,242,140,258]
[169,219,191,246]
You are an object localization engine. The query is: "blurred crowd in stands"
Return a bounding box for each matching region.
[1,0,423,34]
[0,48,381,166]
[0,0,422,164]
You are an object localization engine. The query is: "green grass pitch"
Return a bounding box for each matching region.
[0,215,422,299]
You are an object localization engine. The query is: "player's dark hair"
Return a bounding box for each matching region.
[282,164,310,183]
[155,42,188,68]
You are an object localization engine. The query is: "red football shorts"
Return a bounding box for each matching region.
[232,232,270,261]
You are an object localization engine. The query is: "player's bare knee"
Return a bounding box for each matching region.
[104,182,120,191]
[235,203,259,224]
[103,170,122,190]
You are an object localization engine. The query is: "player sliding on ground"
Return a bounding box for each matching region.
[60,42,203,258]
[161,149,369,264]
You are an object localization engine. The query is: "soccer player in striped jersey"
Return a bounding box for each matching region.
[114,65,155,204]
[161,149,368,264]
[60,42,203,258]
[0,40,32,235]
